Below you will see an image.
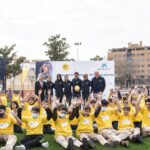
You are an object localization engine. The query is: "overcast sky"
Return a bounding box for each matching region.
[0,0,150,60]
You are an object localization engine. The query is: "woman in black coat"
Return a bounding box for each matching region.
[54,74,64,103]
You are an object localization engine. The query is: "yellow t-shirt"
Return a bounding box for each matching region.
[22,102,39,116]
[140,107,150,127]
[140,96,146,107]
[0,95,7,106]
[22,115,47,135]
[55,116,72,137]
[12,94,20,105]
[76,114,94,137]
[95,109,115,130]
[0,114,17,135]
[130,105,142,122]
[108,104,118,122]
[118,113,134,129]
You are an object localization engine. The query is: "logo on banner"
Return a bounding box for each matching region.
[62,64,70,71]
[98,63,111,70]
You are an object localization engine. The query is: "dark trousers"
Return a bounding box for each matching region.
[112,121,118,130]
[134,121,142,129]
[14,124,23,133]
[43,125,54,134]
[21,135,44,149]
[65,94,72,105]
[73,92,81,99]
[56,92,63,103]
[82,92,90,103]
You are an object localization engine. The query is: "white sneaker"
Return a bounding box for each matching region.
[0,147,6,150]
[15,145,26,150]
[41,142,49,148]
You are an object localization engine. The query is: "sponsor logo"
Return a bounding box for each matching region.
[28,121,39,128]
[83,119,90,124]
[0,123,9,129]
[122,119,131,125]
[62,122,68,127]
[62,64,70,71]
[101,115,109,121]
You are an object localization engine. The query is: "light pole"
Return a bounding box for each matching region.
[75,42,82,61]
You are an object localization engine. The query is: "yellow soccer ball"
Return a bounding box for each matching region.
[74,85,80,92]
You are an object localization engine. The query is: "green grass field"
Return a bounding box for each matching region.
[0,133,150,150]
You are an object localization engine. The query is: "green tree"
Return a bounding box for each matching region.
[43,34,70,61]
[90,55,103,61]
[0,44,26,89]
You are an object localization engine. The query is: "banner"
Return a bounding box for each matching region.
[51,61,114,98]
[36,61,52,81]
[36,61,114,97]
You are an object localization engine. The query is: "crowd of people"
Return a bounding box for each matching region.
[0,71,150,150]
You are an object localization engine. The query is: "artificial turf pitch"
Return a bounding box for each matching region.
[0,133,150,150]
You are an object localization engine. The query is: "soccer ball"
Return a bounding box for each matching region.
[74,85,80,92]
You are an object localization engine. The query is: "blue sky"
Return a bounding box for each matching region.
[0,0,150,60]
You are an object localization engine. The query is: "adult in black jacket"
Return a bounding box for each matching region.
[45,76,54,97]
[82,74,91,103]
[72,72,82,98]
[54,74,64,103]
[63,75,72,105]
[91,71,106,99]
[35,74,46,101]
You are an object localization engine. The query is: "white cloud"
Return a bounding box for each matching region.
[0,0,150,60]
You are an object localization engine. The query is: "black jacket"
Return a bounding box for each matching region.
[54,80,64,94]
[82,79,91,94]
[72,78,82,94]
[91,76,106,93]
[45,81,54,95]
[35,81,46,101]
[63,80,72,95]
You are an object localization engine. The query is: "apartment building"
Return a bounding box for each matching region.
[108,41,150,87]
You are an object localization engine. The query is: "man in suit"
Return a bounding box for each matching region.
[35,74,46,101]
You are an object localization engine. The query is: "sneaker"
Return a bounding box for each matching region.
[67,138,74,150]
[88,140,96,149]
[105,141,119,148]
[120,141,129,148]
[41,142,49,148]
[142,131,148,138]
[136,135,143,144]
[81,138,89,150]
[15,145,26,150]
[0,147,6,150]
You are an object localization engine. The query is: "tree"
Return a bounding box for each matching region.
[90,55,103,61]
[43,34,70,61]
[0,45,26,89]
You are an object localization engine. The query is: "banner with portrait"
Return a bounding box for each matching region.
[36,61,52,81]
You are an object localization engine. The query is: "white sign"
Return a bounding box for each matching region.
[51,61,114,98]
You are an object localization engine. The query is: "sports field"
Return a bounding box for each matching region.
[1,133,150,150]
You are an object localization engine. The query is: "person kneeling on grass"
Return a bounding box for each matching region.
[15,105,52,150]
[53,103,83,150]
[0,105,22,150]
[76,104,116,150]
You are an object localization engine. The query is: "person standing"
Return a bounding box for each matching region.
[63,75,72,106]
[35,74,46,101]
[54,74,64,103]
[72,72,82,99]
[45,76,54,98]
[91,71,106,99]
[82,74,91,103]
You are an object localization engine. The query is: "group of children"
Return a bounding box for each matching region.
[0,85,150,150]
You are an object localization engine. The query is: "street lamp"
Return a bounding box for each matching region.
[75,42,82,61]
